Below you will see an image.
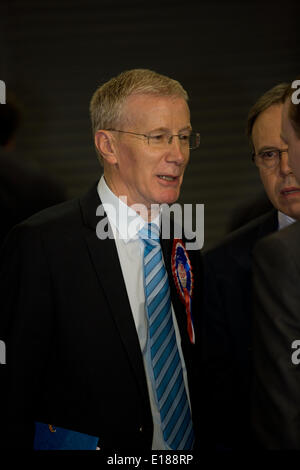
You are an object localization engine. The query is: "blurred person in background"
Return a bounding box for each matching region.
[252,76,300,449]
[202,81,300,449]
[0,92,66,245]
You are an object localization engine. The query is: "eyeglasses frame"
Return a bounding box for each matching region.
[105,128,201,150]
[252,147,289,169]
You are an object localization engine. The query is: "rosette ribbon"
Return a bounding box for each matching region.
[171,239,195,344]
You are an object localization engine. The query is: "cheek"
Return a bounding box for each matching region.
[259,172,278,201]
[118,149,140,176]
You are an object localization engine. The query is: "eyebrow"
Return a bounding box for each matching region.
[179,125,193,133]
[148,125,192,133]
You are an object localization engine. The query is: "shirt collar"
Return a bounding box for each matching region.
[97,175,160,243]
[278,210,296,230]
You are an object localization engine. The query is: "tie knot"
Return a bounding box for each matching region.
[139,223,160,244]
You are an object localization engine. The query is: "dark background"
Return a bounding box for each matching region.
[1,0,299,249]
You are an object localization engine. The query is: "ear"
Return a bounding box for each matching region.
[94,130,118,165]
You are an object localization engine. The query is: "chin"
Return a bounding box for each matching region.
[156,190,180,205]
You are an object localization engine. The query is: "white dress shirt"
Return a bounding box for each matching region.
[97,175,191,450]
[278,211,296,230]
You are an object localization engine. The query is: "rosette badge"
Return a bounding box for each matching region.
[171,239,195,344]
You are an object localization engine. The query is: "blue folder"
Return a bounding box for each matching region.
[34,422,99,450]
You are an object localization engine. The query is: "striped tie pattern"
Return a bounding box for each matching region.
[139,223,194,450]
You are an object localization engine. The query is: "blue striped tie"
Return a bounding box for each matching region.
[139,223,194,450]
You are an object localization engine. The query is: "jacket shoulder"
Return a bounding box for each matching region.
[18,198,81,230]
[204,209,277,266]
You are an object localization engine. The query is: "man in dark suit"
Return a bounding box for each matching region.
[202,82,300,449]
[252,221,300,449]
[252,77,300,449]
[0,69,202,451]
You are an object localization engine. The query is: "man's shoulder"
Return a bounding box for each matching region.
[13,182,100,234]
[255,220,300,256]
[18,197,80,231]
[204,209,277,265]
[0,199,80,254]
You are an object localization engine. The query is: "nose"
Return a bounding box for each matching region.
[166,136,188,164]
[279,150,293,176]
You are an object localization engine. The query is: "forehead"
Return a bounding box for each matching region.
[122,94,190,130]
[252,104,283,150]
[281,99,294,138]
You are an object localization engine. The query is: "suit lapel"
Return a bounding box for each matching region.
[79,184,149,403]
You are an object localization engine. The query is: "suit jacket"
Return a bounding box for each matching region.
[202,209,278,449]
[0,183,203,451]
[252,221,300,449]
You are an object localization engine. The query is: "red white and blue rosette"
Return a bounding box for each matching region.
[171,239,195,344]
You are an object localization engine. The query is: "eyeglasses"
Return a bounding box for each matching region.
[252,148,289,170]
[106,129,201,150]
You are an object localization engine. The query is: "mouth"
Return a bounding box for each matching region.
[157,175,179,182]
[280,187,300,196]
